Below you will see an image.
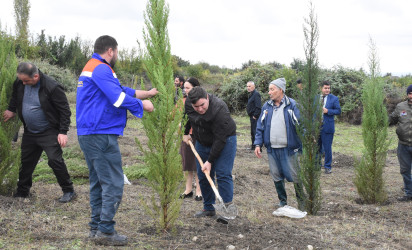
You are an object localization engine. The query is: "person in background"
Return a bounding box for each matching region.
[246,81,261,150]
[296,78,303,91]
[254,78,304,210]
[174,76,185,102]
[180,77,202,201]
[318,80,341,174]
[183,86,237,222]
[3,62,76,203]
[389,84,412,202]
[76,35,157,246]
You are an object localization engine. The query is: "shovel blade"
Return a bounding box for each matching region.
[213,203,238,220]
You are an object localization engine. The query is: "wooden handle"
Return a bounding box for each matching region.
[188,140,222,201]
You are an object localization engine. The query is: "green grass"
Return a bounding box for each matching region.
[333,122,397,157]
[33,145,89,185]
[31,111,398,185]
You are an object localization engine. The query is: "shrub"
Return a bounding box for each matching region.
[0,34,20,195]
[320,66,366,124]
[30,59,78,92]
[354,39,389,204]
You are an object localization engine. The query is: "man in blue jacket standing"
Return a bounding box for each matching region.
[319,81,341,174]
[254,78,304,210]
[76,35,157,246]
[246,81,261,150]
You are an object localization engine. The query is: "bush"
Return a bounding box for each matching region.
[320,66,366,124]
[218,62,299,112]
[30,59,78,92]
[0,34,20,195]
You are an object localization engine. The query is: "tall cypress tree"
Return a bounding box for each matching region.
[13,0,30,57]
[354,38,388,204]
[137,0,184,232]
[0,33,20,194]
[296,2,322,215]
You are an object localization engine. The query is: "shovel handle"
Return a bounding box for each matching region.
[188,140,223,202]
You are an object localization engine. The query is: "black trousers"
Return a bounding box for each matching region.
[18,131,73,194]
[250,116,257,146]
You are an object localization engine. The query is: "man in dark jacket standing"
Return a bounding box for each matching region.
[319,81,341,174]
[246,81,261,150]
[389,84,412,202]
[2,62,75,202]
[183,87,237,221]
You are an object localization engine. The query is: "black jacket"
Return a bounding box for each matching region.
[247,89,261,118]
[184,94,236,163]
[8,70,71,134]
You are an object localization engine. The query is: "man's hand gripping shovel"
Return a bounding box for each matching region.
[188,140,238,220]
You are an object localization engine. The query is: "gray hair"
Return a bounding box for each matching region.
[247,81,255,86]
[17,62,39,78]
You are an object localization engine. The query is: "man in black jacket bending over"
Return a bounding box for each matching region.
[3,62,76,202]
[183,87,237,220]
[246,81,261,150]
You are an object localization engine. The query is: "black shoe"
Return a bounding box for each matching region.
[88,228,98,239]
[216,216,228,224]
[94,230,128,246]
[397,195,412,202]
[324,168,332,174]
[13,192,30,198]
[195,195,203,201]
[194,210,216,217]
[179,191,193,199]
[59,191,77,203]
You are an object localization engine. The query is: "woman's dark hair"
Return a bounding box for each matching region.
[188,86,207,104]
[186,77,200,87]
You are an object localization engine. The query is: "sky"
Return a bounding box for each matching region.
[1,0,411,76]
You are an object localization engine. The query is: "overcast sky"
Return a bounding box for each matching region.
[1,0,411,76]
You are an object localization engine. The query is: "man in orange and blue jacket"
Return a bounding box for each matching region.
[76,35,157,246]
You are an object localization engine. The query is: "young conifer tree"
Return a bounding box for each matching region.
[354,38,389,204]
[296,2,323,215]
[0,33,20,194]
[137,0,184,232]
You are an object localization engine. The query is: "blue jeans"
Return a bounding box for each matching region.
[78,134,124,233]
[267,148,299,183]
[397,143,412,197]
[196,135,237,211]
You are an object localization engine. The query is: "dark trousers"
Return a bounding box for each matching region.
[18,132,73,194]
[397,143,412,197]
[250,116,257,146]
[318,131,334,170]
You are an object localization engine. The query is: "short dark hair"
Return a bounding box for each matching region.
[176,76,185,83]
[186,77,200,88]
[321,80,331,87]
[188,86,208,104]
[17,62,39,77]
[94,35,118,54]
[296,78,302,84]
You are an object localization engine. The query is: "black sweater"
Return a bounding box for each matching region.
[246,89,261,118]
[184,94,236,163]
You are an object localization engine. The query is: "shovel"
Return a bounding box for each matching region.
[188,140,238,220]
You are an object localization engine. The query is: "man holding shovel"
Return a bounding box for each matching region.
[254,78,305,211]
[183,86,237,223]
